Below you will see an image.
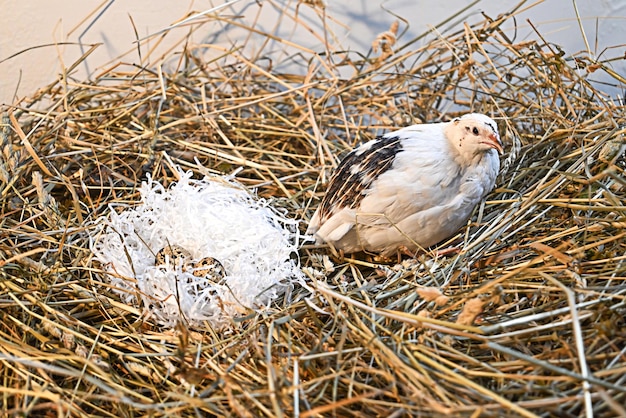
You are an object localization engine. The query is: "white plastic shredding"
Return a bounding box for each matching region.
[90,170,303,328]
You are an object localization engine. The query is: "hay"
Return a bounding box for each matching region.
[1,1,625,416]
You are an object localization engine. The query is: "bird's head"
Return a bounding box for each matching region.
[446,113,503,157]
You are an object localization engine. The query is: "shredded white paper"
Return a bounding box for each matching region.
[89,170,303,328]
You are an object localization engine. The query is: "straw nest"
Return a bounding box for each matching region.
[1,2,625,417]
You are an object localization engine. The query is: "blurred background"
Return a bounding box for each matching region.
[1,0,624,105]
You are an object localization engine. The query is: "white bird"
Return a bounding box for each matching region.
[307,113,503,258]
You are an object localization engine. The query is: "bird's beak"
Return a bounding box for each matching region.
[488,133,504,155]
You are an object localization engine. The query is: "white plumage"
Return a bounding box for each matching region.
[307,113,503,257]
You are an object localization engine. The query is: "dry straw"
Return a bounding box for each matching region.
[1,0,625,416]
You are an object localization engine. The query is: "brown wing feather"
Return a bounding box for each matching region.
[316,135,403,223]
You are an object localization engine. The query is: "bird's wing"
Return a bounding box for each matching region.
[358,124,461,221]
[308,133,403,233]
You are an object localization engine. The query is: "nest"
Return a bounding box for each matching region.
[1,2,625,416]
[90,169,303,329]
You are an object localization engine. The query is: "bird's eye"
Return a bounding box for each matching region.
[472,127,479,135]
